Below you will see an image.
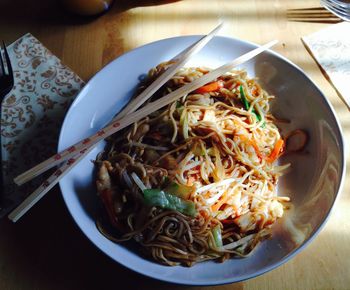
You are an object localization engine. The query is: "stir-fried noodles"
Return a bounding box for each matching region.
[95,62,291,266]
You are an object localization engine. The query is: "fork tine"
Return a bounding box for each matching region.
[2,41,13,79]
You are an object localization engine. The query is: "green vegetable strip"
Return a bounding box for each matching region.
[143,189,197,217]
[239,85,262,122]
[239,85,250,111]
[165,182,193,199]
[212,225,223,247]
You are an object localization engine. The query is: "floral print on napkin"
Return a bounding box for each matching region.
[0,33,85,217]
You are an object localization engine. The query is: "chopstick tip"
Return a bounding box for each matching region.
[8,212,20,223]
[13,175,24,186]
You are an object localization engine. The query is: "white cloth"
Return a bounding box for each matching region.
[302,22,350,110]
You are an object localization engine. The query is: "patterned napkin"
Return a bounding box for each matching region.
[302,22,350,110]
[0,33,85,218]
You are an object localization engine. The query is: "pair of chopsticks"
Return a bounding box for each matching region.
[8,23,222,222]
[9,24,278,222]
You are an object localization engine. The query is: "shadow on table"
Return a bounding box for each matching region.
[0,183,243,289]
[0,189,197,290]
[0,0,183,26]
[0,190,246,289]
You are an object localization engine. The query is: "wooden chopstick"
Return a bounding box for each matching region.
[116,23,223,119]
[14,24,222,187]
[8,146,96,222]
[9,39,277,222]
[8,24,223,222]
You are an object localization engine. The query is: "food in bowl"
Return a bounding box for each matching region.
[58,36,344,285]
[94,62,306,266]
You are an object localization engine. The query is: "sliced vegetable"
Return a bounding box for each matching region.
[222,233,255,250]
[143,189,197,217]
[239,85,250,111]
[176,103,184,116]
[175,101,182,108]
[239,85,262,122]
[195,80,224,94]
[99,189,119,228]
[255,109,262,122]
[239,135,263,160]
[131,172,147,191]
[213,145,224,180]
[165,182,194,199]
[252,86,259,96]
[212,225,223,248]
[193,143,206,157]
[207,147,215,157]
[180,109,189,139]
[162,176,170,186]
[122,170,133,188]
[266,138,284,163]
[211,191,230,212]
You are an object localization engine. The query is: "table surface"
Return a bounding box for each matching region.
[1,0,349,289]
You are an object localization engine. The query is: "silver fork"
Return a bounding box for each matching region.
[321,0,350,22]
[0,41,14,209]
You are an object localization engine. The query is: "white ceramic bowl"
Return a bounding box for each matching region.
[58,36,345,285]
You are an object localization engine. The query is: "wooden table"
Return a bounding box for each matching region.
[1,0,349,289]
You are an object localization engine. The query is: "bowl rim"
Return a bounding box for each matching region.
[58,34,346,286]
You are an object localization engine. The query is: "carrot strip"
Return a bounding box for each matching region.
[195,80,224,94]
[100,189,119,228]
[266,139,284,163]
[211,191,230,212]
[239,135,263,160]
[221,218,237,224]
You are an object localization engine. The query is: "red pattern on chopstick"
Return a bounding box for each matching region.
[68,146,76,153]
[42,180,50,188]
[9,25,226,222]
[97,130,105,136]
[54,169,63,176]
[13,40,278,188]
[8,145,97,222]
[12,24,224,188]
[9,28,277,223]
[54,154,62,161]
[67,158,76,165]
[82,138,91,144]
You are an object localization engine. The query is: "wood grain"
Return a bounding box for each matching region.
[0,0,349,289]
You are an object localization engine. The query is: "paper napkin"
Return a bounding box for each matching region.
[302,22,350,110]
[0,33,85,218]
